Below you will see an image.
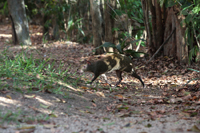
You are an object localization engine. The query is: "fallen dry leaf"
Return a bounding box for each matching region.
[6,95,12,99]
[96,92,105,97]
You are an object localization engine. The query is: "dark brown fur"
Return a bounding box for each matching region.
[84,54,144,87]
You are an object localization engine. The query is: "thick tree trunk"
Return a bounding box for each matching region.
[149,0,156,55]
[164,8,188,63]
[7,0,31,45]
[163,8,176,57]
[142,1,188,63]
[90,0,104,54]
[104,0,115,52]
[154,0,164,49]
[148,0,164,55]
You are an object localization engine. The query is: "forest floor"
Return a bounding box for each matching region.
[0,22,200,133]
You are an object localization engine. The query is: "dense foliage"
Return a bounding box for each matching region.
[1,0,200,62]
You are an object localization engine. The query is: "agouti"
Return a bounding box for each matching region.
[84,54,145,87]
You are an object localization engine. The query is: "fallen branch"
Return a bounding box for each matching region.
[146,28,176,64]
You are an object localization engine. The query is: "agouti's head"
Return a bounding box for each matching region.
[80,55,105,73]
[80,60,95,73]
[84,61,95,72]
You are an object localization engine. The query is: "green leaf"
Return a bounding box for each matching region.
[187,68,200,73]
[193,6,200,13]
[68,20,73,28]
[130,39,145,44]
[124,50,146,58]
[160,0,165,7]
[94,42,116,53]
[181,10,188,15]
[116,44,123,53]
[40,104,49,109]
[182,4,193,11]
[78,28,85,36]
[131,16,143,23]
[185,14,193,23]
[101,42,116,48]
[165,1,176,8]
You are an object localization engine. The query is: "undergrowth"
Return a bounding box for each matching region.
[0,49,81,124]
[0,49,78,95]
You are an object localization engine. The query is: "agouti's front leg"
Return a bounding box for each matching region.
[90,74,99,84]
[115,70,122,86]
[90,73,112,86]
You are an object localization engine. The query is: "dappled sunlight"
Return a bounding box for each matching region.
[0,96,19,106]
[36,73,83,92]
[0,34,12,38]
[0,12,199,133]
[35,74,93,101]
[146,75,198,86]
[7,40,79,50]
[109,73,196,88]
[29,95,53,106]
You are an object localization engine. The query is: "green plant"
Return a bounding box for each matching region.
[185,68,200,85]
[0,109,22,124]
[0,1,9,17]
[0,50,78,95]
[94,0,146,58]
[95,41,146,58]
[42,32,48,44]
[67,18,84,35]
[179,1,200,63]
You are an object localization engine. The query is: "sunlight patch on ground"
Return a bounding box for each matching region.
[0,34,12,38]
[35,73,83,92]
[57,80,82,92]
[0,96,19,106]
[8,45,38,50]
[32,96,53,106]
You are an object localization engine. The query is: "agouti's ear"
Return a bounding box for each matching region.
[86,60,91,65]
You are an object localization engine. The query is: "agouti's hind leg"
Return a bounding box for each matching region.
[115,70,122,86]
[131,72,145,88]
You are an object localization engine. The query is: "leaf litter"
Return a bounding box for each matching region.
[0,24,199,132]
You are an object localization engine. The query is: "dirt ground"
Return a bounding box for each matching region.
[0,22,200,133]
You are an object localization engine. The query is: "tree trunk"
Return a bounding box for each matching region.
[43,14,50,40]
[7,0,31,45]
[52,1,62,41]
[154,0,164,49]
[78,0,89,30]
[142,1,188,63]
[164,7,188,63]
[90,0,104,55]
[66,1,79,41]
[52,18,60,41]
[148,0,164,55]
[163,8,176,57]
[141,0,152,52]
[100,0,105,40]
[149,0,156,55]
[104,0,115,52]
